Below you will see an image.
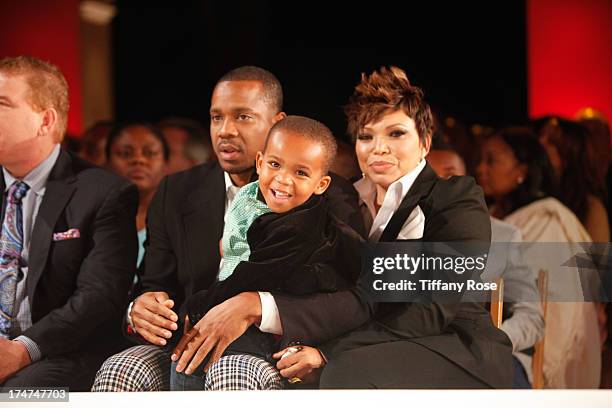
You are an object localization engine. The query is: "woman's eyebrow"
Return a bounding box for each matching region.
[385,123,408,130]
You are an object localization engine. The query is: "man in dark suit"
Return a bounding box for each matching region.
[0,56,138,390]
[93,66,367,391]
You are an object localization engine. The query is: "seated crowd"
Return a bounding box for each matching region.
[0,55,610,391]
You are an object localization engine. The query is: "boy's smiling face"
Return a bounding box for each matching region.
[256,129,331,213]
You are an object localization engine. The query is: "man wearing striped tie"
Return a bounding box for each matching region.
[0,56,138,390]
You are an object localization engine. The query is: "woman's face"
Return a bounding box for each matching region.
[476,136,526,199]
[355,110,430,191]
[108,125,167,194]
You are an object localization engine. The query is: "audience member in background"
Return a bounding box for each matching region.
[428,143,543,388]
[0,56,137,390]
[579,116,611,233]
[330,139,361,182]
[61,133,81,155]
[536,117,609,243]
[78,120,114,167]
[434,113,480,174]
[476,127,600,388]
[106,122,169,267]
[158,117,215,174]
[426,138,466,179]
[537,117,610,356]
[578,116,610,193]
[578,115,612,388]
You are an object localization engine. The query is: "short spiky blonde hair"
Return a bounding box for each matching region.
[345,66,433,144]
[0,56,69,141]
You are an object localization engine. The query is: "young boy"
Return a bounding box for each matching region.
[181,115,362,362]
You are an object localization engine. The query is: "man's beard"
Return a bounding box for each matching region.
[222,161,256,178]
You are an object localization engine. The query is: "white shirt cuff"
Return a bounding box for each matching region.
[256,292,283,335]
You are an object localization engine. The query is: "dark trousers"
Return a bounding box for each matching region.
[320,340,491,389]
[2,351,105,391]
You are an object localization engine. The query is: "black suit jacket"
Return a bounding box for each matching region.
[0,149,138,358]
[277,164,513,388]
[138,162,365,342]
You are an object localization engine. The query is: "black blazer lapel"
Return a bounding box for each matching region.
[182,163,225,287]
[27,150,77,302]
[379,164,439,242]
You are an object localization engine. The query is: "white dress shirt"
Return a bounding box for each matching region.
[354,159,427,241]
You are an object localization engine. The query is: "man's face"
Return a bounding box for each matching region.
[210,80,281,178]
[256,129,331,213]
[0,73,44,167]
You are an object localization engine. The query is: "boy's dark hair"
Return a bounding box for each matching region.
[266,115,337,174]
[217,66,283,113]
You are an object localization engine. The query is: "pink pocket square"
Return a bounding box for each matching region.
[53,228,80,241]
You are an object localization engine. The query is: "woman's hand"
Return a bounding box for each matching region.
[273,346,326,384]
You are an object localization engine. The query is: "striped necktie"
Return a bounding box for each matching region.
[0,181,30,338]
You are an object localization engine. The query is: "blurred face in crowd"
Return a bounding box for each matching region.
[330,142,361,181]
[476,135,526,200]
[256,129,331,213]
[0,73,52,171]
[210,80,285,186]
[79,124,112,167]
[355,109,430,193]
[160,126,194,174]
[86,137,108,167]
[427,150,466,178]
[108,125,167,195]
[538,124,563,177]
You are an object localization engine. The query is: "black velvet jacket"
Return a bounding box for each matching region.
[183,193,363,324]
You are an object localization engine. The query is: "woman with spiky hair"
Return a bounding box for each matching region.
[278,67,513,388]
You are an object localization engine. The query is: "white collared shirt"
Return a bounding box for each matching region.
[354,159,427,242]
[223,171,241,218]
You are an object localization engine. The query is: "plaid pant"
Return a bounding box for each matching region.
[91,344,283,391]
[205,354,283,390]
